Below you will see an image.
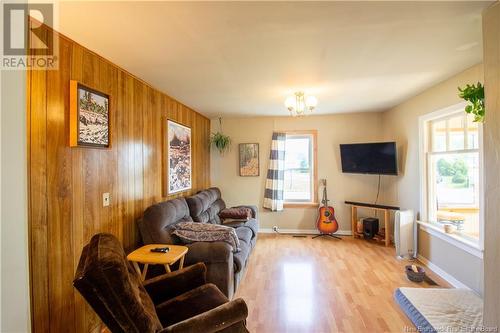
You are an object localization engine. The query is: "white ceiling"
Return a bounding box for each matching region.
[58,1,491,118]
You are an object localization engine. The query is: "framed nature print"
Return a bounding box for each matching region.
[70,80,110,148]
[239,143,259,176]
[166,120,192,194]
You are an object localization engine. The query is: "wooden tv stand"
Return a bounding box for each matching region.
[344,201,400,247]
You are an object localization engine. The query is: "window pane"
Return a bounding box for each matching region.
[430,153,479,239]
[467,114,479,149]
[284,169,311,201]
[285,137,310,169]
[448,115,465,151]
[284,136,312,202]
[431,120,447,152]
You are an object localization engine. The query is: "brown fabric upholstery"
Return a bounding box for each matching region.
[231,205,258,220]
[182,241,235,298]
[138,198,193,245]
[143,263,207,305]
[186,187,226,224]
[219,207,253,221]
[73,233,162,333]
[186,189,259,274]
[156,283,228,327]
[159,298,249,333]
[74,233,249,333]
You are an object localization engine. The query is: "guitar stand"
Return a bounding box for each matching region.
[312,233,342,240]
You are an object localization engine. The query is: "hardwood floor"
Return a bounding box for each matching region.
[235,233,449,333]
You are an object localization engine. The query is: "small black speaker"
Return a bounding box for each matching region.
[363,218,379,239]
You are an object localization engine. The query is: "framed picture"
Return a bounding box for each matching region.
[70,80,110,148]
[239,143,259,176]
[166,119,192,194]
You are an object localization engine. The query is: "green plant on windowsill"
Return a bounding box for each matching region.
[210,118,231,154]
[458,82,485,122]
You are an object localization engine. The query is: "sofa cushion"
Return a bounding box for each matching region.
[222,220,246,228]
[156,283,228,328]
[235,227,252,245]
[139,198,193,245]
[186,188,226,224]
[224,219,258,238]
[242,219,258,237]
[219,207,252,221]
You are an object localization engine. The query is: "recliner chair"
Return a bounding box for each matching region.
[73,233,249,333]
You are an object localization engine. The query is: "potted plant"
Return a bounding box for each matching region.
[458,82,485,122]
[210,118,231,154]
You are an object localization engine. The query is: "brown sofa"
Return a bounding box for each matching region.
[73,233,249,333]
[138,188,258,299]
[186,188,258,293]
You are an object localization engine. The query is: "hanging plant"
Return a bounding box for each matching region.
[458,82,485,122]
[210,118,231,154]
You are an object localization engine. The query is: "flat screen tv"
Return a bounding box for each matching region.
[340,142,398,175]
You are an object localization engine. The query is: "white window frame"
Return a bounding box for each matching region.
[283,131,318,206]
[418,102,484,255]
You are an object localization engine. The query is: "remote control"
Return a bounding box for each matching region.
[150,247,169,253]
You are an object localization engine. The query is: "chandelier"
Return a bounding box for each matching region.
[284,92,318,117]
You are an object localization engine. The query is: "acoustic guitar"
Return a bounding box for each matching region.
[314,179,340,238]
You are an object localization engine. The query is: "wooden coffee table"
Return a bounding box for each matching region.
[127,244,188,281]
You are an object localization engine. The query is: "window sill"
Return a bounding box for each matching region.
[284,202,319,208]
[417,220,483,258]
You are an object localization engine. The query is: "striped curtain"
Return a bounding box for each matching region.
[263,132,286,211]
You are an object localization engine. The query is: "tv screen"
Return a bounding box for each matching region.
[340,142,398,175]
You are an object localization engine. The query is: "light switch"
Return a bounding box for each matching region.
[103,193,110,207]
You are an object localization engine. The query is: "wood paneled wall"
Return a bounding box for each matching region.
[27,23,210,332]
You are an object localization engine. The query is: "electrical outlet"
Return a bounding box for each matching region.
[272,226,279,232]
[102,193,110,207]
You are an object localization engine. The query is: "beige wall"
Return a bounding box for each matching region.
[418,231,482,290]
[211,66,486,292]
[381,64,484,294]
[482,2,500,327]
[211,64,485,293]
[210,113,386,231]
[381,64,484,214]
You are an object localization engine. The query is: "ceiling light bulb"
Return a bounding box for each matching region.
[305,95,318,108]
[284,96,296,109]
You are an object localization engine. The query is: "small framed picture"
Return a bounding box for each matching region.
[239,143,259,176]
[165,119,192,194]
[70,80,110,148]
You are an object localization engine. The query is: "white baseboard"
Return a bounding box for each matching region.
[417,254,471,290]
[259,228,352,236]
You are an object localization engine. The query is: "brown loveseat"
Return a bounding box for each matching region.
[138,188,258,299]
[73,233,249,333]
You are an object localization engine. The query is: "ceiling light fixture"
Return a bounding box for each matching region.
[284,92,318,117]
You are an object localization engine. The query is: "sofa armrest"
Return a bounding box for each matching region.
[144,263,206,304]
[184,242,234,299]
[160,298,248,333]
[184,242,232,265]
[231,205,258,220]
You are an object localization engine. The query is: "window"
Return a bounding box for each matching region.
[283,132,317,205]
[423,111,482,241]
